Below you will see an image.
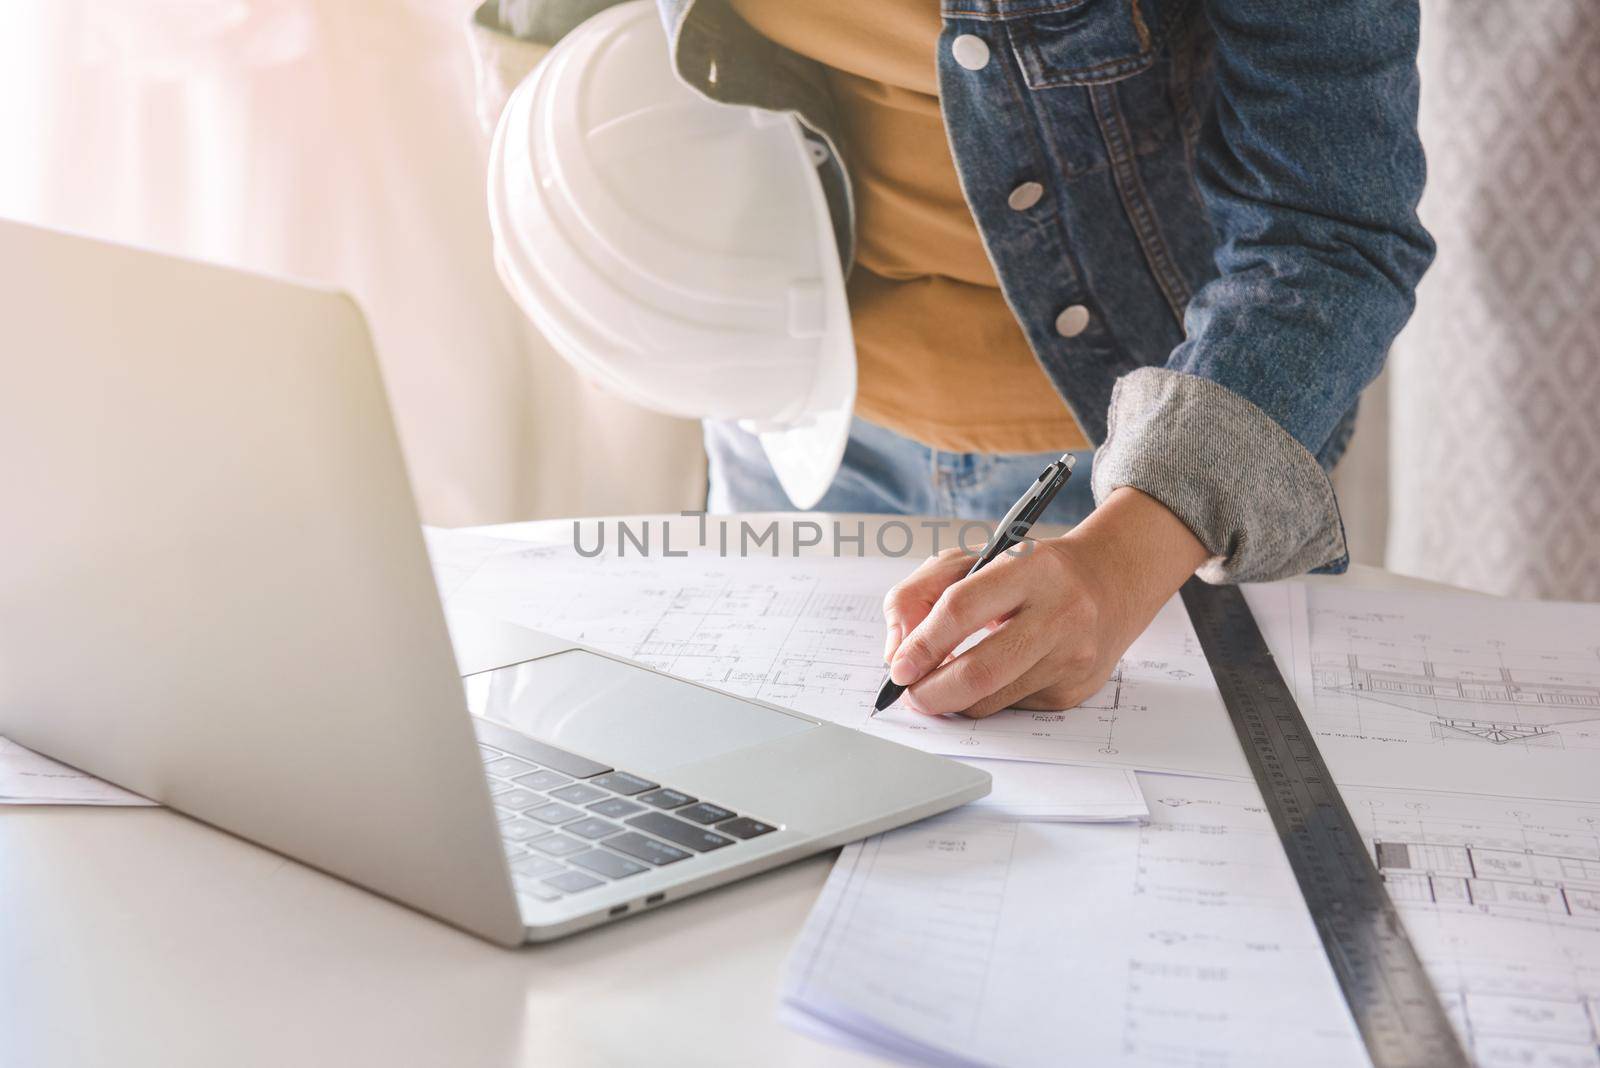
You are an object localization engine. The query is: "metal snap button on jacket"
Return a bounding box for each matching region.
[1007,182,1044,211]
[1054,305,1091,338]
[951,34,990,71]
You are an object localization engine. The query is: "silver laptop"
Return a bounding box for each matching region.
[0,220,988,945]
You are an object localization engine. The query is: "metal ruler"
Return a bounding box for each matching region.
[1179,579,1469,1068]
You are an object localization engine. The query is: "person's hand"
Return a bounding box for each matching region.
[881,487,1211,717]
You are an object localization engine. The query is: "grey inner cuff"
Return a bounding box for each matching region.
[1090,368,1349,584]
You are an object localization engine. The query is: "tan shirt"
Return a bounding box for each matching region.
[727,0,1089,454]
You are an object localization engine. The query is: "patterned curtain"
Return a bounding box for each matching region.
[1387,0,1600,600]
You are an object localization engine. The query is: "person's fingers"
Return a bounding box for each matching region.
[904,615,1051,715]
[882,623,902,663]
[889,553,1030,686]
[945,648,1111,719]
[881,548,973,660]
[958,657,1067,719]
[1007,670,1110,712]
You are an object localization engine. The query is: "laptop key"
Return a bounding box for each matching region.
[512,854,564,876]
[531,834,588,858]
[677,802,735,825]
[543,870,604,893]
[570,849,649,880]
[512,769,571,791]
[526,802,583,825]
[485,756,537,780]
[588,797,644,819]
[587,771,657,796]
[564,817,621,841]
[605,832,692,866]
[639,788,696,810]
[493,788,543,812]
[499,818,550,842]
[625,812,733,852]
[716,816,777,840]
[550,783,607,805]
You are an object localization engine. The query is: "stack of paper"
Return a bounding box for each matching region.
[428,529,1600,1064]
[780,577,1600,1067]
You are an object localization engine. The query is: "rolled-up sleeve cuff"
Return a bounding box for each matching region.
[1090,368,1348,584]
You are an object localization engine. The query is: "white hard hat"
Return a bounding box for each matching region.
[487,0,855,510]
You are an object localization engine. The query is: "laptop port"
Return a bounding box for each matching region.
[645,892,665,906]
[608,904,628,916]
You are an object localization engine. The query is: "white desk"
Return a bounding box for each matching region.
[0,515,1446,1068]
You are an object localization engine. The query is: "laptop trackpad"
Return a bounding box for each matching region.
[463,649,813,772]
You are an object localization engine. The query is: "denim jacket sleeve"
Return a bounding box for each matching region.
[1090,0,1435,583]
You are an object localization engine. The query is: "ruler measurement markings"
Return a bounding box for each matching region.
[1181,579,1468,1068]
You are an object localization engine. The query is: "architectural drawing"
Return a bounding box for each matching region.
[1347,786,1600,1067]
[1315,651,1600,746]
[783,774,1367,1067]
[786,775,1600,1068]
[1290,584,1600,803]
[425,529,1255,780]
[863,593,1253,779]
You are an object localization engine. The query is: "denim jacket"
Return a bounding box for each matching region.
[481,0,1434,582]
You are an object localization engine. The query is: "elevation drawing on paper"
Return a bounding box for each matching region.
[1289,584,1600,802]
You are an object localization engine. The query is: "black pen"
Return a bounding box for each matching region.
[874,453,1077,713]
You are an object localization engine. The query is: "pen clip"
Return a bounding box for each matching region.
[994,464,1057,541]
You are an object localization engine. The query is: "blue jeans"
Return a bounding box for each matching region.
[704,418,1096,528]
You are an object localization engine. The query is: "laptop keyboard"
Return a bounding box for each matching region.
[473,718,777,910]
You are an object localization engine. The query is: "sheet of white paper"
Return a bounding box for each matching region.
[428,529,1260,780]
[0,737,154,806]
[422,526,534,602]
[961,758,1147,822]
[1290,584,1600,802]
[782,772,1366,1068]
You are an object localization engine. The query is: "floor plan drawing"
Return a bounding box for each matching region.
[1346,786,1600,1067]
[439,535,908,722]
[424,530,1258,780]
[865,627,1247,778]
[782,773,1367,1068]
[860,586,1306,780]
[1289,584,1600,802]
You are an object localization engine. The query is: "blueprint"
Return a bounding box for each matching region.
[425,529,1258,780]
[1291,584,1600,802]
[1345,786,1600,1067]
[786,774,1600,1068]
[868,591,1276,778]
[782,773,1366,1068]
